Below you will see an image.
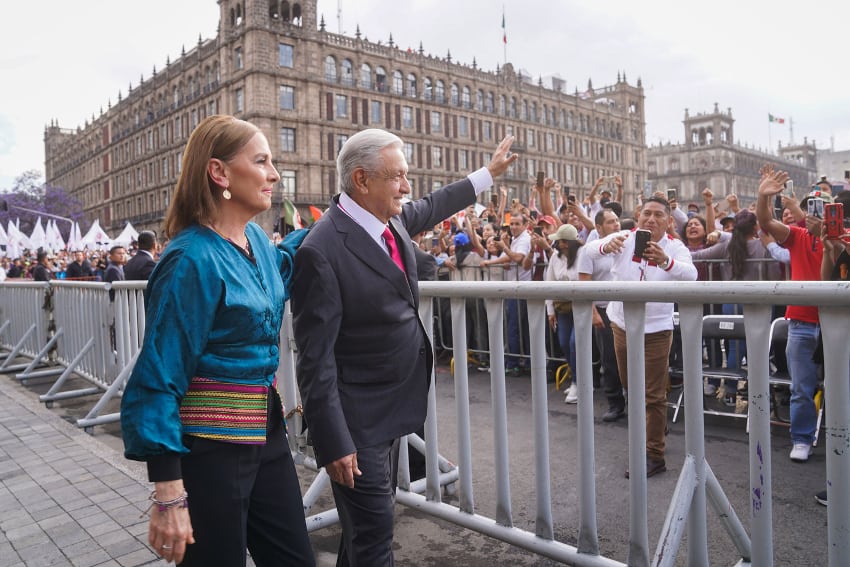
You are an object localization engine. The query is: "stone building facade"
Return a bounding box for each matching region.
[647,105,817,208]
[44,0,647,234]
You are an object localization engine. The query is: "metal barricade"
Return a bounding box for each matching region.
[0,282,52,374]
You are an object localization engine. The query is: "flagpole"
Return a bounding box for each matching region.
[768,115,772,155]
[502,5,506,66]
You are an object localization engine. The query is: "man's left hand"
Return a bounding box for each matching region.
[487,136,518,179]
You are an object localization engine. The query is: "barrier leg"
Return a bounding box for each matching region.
[0,324,36,371]
[38,338,100,406]
[76,353,139,432]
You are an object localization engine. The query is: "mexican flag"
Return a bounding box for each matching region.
[283,199,303,229]
[768,114,785,124]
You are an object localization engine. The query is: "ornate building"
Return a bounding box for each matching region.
[647,105,817,207]
[44,0,647,234]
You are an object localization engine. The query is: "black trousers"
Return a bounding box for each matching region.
[179,390,315,567]
[331,439,399,567]
[596,307,625,411]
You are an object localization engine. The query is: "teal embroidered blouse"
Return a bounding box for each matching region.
[120,223,307,477]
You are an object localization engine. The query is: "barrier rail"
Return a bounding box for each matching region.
[0,281,51,374]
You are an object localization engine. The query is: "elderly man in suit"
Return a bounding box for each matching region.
[292,128,516,565]
[124,230,157,281]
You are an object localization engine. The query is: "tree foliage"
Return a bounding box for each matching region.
[0,170,85,238]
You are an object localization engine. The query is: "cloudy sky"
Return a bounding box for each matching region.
[2,0,848,191]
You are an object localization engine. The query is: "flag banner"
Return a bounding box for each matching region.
[768,113,785,124]
[308,205,324,225]
[283,199,303,229]
[502,12,507,44]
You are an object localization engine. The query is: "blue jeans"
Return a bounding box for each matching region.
[708,304,745,394]
[556,312,576,381]
[786,320,821,445]
[505,299,529,369]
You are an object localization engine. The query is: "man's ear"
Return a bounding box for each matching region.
[352,168,369,194]
[208,158,228,188]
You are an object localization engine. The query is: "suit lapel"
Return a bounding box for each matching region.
[329,205,414,305]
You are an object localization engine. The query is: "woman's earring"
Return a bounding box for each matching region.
[222,188,232,200]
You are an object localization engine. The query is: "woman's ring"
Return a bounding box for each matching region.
[161,544,172,550]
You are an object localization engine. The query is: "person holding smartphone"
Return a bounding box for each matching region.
[585,196,697,478]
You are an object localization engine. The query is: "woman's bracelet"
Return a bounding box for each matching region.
[145,490,189,515]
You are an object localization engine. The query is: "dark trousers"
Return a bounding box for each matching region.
[596,307,625,411]
[331,439,399,567]
[180,390,315,567]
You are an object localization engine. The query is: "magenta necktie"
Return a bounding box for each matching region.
[382,226,406,274]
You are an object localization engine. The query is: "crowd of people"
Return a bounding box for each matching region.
[9,113,839,565]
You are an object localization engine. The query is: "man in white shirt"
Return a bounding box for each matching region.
[586,197,697,477]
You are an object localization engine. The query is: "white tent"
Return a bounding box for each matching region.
[111,222,139,247]
[67,222,83,252]
[28,218,47,251]
[79,219,112,251]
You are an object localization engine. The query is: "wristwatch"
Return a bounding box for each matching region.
[658,257,670,270]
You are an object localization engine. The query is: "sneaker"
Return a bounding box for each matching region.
[602,406,626,422]
[815,489,828,506]
[723,392,737,407]
[564,383,578,404]
[704,383,717,396]
[789,443,812,462]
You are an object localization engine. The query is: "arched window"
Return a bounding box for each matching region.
[392,70,403,94]
[542,105,548,125]
[281,1,291,21]
[531,102,538,123]
[461,86,471,109]
[568,111,574,130]
[375,66,387,92]
[486,92,494,113]
[236,3,243,25]
[324,56,337,82]
[435,80,445,103]
[292,2,303,26]
[270,0,280,18]
[521,100,528,121]
[450,83,459,106]
[341,59,354,86]
[423,77,433,100]
[406,73,417,97]
[360,63,372,89]
[172,86,179,107]
[499,95,506,115]
[510,97,517,118]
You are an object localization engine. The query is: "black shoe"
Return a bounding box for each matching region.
[723,392,737,407]
[625,458,667,479]
[602,407,626,422]
[816,490,828,506]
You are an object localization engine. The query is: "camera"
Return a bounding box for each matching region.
[633,229,651,262]
[825,203,845,239]
[567,194,576,204]
[431,237,439,247]
[807,198,824,219]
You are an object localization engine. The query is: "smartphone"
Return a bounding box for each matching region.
[773,195,784,221]
[825,203,844,239]
[533,226,543,236]
[667,188,677,201]
[493,233,500,242]
[785,180,794,196]
[808,198,824,219]
[633,229,651,262]
[431,237,439,247]
[491,193,499,207]
[536,171,545,189]
[844,170,849,180]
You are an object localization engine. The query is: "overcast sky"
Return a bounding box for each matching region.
[2,0,848,191]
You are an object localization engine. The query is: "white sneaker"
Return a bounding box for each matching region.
[564,383,578,404]
[789,443,812,462]
[703,383,717,396]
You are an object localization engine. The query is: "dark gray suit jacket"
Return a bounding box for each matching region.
[124,251,156,281]
[292,179,475,467]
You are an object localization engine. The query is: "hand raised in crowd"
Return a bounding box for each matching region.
[726,194,739,212]
[702,187,714,204]
[529,231,551,251]
[486,135,518,179]
[544,177,557,191]
[602,234,628,255]
[614,175,623,188]
[758,165,790,196]
[706,230,722,246]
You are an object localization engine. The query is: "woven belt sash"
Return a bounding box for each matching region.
[179,376,277,444]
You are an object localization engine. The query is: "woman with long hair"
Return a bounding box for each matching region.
[120,115,315,566]
[544,223,583,403]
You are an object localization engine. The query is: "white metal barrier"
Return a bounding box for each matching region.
[0,282,52,374]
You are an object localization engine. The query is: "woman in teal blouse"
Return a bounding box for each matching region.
[121,115,315,566]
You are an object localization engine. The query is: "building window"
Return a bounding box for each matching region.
[486,92,494,113]
[431,111,442,134]
[279,43,294,67]
[527,129,534,147]
[423,77,432,100]
[458,116,469,137]
[582,167,590,184]
[375,67,387,92]
[451,84,459,106]
[335,94,348,118]
[393,70,403,95]
[581,140,589,157]
[235,88,244,113]
[499,95,506,115]
[234,47,243,70]
[336,135,348,153]
[476,89,484,111]
[324,56,337,82]
[280,170,296,198]
[483,121,492,141]
[360,63,372,89]
[432,147,443,168]
[279,85,295,110]
[402,106,413,129]
[371,101,382,124]
[161,158,168,178]
[281,128,296,152]
[458,150,468,170]
[435,80,445,104]
[341,59,354,86]
[403,142,414,164]
[406,73,417,97]
[462,86,471,109]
